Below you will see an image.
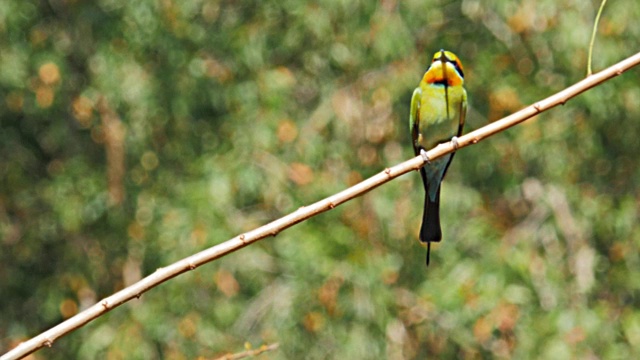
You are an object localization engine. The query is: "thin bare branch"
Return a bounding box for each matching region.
[587,0,608,76]
[212,343,279,360]
[3,51,640,360]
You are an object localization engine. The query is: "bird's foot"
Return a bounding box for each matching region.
[420,149,431,164]
[451,136,460,150]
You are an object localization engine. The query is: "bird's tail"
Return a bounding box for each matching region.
[419,174,442,266]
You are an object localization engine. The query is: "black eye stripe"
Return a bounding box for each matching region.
[452,61,464,78]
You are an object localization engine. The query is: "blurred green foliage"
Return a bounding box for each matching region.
[1,0,640,358]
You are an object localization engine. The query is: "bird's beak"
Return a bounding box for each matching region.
[440,50,450,118]
[440,49,448,87]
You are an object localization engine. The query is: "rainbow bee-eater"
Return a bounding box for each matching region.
[409,50,467,266]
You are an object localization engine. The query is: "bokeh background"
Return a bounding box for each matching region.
[2,0,640,358]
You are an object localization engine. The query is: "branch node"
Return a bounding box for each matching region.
[239,234,246,243]
[43,339,53,348]
[471,137,479,144]
[101,300,109,309]
[328,201,336,209]
[188,262,196,270]
[533,102,542,111]
[384,168,392,176]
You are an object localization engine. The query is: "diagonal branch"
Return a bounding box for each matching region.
[3,51,640,360]
[212,342,280,360]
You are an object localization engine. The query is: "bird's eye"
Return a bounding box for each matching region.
[452,60,464,78]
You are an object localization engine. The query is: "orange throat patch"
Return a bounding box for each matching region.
[424,64,463,87]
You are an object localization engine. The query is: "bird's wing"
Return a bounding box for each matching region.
[410,87,422,156]
[457,90,467,137]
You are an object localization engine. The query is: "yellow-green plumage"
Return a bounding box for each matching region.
[409,50,467,266]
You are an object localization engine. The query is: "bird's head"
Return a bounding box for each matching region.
[423,49,465,86]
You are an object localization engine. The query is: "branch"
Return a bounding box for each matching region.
[3,51,640,360]
[587,0,608,76]
[212,343,279,360]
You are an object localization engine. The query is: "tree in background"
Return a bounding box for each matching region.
[2,1,640,358]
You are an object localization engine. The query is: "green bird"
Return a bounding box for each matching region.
[409,50,467,266]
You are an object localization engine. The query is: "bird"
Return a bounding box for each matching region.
[409,49,467,266]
